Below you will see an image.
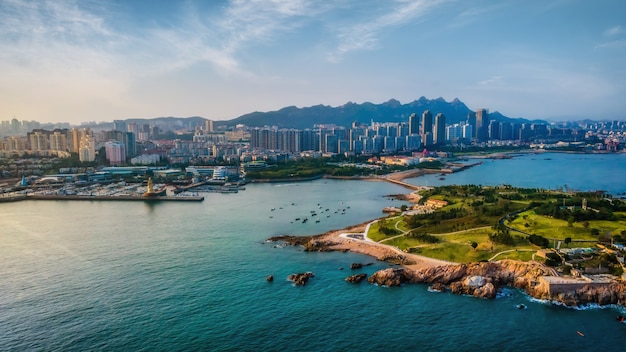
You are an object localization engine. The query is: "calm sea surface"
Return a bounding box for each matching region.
[1,152,625,351]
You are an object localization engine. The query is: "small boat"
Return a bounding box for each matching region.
[516,304,527,310]
[616,315,625,322]
[577,331,584,337]
[295,218,301,221]
[302,218,308,223]
[315,220,320,223]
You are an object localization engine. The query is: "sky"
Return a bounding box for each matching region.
[1,0,626,124]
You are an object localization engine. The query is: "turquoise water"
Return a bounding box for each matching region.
[1,154,625,351]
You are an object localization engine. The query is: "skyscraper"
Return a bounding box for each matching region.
[408,113,419,135]
[421,110,433,146]
[434,113,446,145]
[476,109,489,141]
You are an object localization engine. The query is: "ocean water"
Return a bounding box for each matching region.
[1,154,625,351]
[410,152,626,195]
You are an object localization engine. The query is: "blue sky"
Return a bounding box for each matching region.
[1,0,625,124]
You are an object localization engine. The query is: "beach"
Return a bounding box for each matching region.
[305,219,451,270]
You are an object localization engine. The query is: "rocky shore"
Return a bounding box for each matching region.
[270,232,626,307]
[367,260,626,307]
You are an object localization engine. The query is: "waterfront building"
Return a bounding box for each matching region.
[105,140,126,165]
[462,123,473,142]
[476,109,489,141]
[79,133,96,162]
[488,120,501,140]
[446,123,463,142]
[406,134,421,151]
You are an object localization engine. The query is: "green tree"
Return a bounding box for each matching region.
[471,242,478,250]
[564,237,572,247]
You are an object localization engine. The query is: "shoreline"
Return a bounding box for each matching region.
[270,219,452,270]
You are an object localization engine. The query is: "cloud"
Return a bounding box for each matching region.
[604,25,623,36]
[327,0,448,62]
[478,76,503,85]
[595,40,626,49]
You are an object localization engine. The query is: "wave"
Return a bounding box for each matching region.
[527,297,626,312]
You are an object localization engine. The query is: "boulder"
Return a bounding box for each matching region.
[288,272,315,286]
[266,275,274,282]
[345,273,367,283]
[350,263,363,270]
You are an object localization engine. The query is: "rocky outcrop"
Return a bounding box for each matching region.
[266,275,274,282]
[350,263,373,270]
[288,272,315,286]
[547,282,626,307]
[345,273,368,283]
[368,260,626,306]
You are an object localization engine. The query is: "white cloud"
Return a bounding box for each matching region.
[604,25,623,36]
[478,76,503,85]
[327,0,449,62]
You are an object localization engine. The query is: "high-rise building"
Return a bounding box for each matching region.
[434,113,446,145]
[421,110,433,146]
[408,113,419,135]
[476,109,489,141]
[113,120,127,132]
[28,131,48,151]
[49,131,67,151]
[79,133,96,162]
[205,119,214,133]
[105,140,126,165]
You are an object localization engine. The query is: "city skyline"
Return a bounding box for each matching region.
[1,0,626,124]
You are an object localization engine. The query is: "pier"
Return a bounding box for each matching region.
[26,194,204,202]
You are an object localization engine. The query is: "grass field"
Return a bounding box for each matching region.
[386,228,538,263]
[508,210,626,240]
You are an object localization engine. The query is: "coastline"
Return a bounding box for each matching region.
[297,220,452,270]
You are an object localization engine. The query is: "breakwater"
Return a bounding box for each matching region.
[26,194,204,202]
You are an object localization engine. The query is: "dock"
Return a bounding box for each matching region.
[26,194,204,202]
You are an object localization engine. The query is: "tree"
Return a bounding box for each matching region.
[582,221,590,229]
[564,237,572,247]
[590,228,600,237]
[471,242,478,250]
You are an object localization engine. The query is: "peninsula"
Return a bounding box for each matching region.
[270,181,626,308]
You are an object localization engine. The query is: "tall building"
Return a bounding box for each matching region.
[49,131,67,151]
[408,113,419,135]
[28,131,48,151]
[421,110,433,146]
[105,140,126,165]
[476,109,489,141]
[79,133,96,162]
[434,113,446,145]
[205,119,214,133]
[113,120,127,132]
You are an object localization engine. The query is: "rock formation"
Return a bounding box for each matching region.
[368,260,626,305]
[345,273,368,283]
[288,272,315,286]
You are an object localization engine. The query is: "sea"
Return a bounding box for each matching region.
[1,152,625,351]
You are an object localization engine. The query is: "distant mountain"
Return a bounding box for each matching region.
[219,97,540,129]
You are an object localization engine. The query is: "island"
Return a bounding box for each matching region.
[270,183,626,307]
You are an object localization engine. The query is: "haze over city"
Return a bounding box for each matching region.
[1,0,625,124]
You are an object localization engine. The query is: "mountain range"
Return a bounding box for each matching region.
[217,97,541,129]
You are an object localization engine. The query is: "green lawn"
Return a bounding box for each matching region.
[385,228,538,263]
[508,210,626,240]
